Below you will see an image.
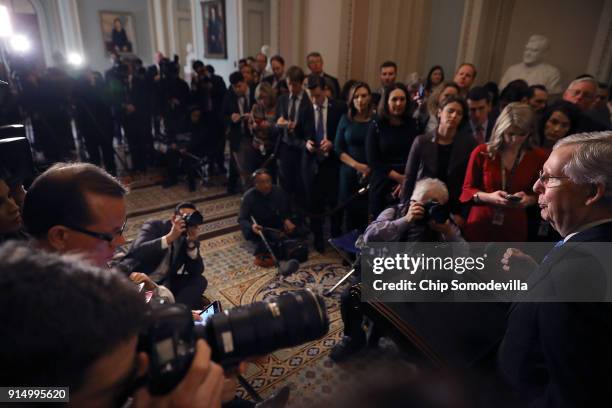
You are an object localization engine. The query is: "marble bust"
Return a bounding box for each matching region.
[500,35,562,94]
[183,43,196,79]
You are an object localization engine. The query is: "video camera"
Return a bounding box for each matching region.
[138,289,329,395]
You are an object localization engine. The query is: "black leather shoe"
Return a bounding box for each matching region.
[329,335,366,362]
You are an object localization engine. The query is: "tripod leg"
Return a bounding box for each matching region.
[324,268,356,297]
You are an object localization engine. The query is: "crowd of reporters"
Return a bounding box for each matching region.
[0,46,611,407]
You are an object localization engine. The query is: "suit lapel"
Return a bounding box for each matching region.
[508,222,612,316]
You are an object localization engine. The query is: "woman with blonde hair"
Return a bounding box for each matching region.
[460,102,547,241]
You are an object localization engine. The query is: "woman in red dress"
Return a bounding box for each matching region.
[460,103,547,242]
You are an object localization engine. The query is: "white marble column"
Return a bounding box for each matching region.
[56,0,83,56]
[587,0,612,82]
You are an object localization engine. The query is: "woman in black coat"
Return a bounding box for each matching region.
[366,83,418,218]
[401,95,476,222]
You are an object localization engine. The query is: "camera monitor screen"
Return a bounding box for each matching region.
[195,300,221,326]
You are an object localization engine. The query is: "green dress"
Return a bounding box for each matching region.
[334,114,371,230]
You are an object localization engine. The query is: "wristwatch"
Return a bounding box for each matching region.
[473,192,480,203]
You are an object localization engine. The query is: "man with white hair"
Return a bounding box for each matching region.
[363,177,463,243]
[500,35,562,94]
[563,77,609,131]
[563,77,598,111]
[330,178,465,362]
[499,131,612,407]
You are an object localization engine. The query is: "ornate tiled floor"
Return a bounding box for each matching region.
[123,181,410,407]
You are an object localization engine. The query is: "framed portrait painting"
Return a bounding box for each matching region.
[99,11,136,55]
[202,0,227,59]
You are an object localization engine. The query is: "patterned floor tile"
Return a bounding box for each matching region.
[122,181,415,407]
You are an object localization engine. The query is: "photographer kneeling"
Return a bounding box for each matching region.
[238,168,307,266]
[122,202,208,310]
[331,178,464,362]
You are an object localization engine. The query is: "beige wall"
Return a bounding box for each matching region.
[303,0,345,77]
[499,0,605,88]
[269,0,611,90]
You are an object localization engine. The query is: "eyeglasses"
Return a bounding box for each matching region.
[538,170,569,187]
[65,219,127,244]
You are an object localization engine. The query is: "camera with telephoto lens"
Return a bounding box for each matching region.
[181,210,204,227]
[138,289,329,395]
[423,200,449,224]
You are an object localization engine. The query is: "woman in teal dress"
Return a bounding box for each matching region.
[335,82,374,232]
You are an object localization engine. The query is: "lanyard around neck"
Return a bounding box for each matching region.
[501,149,524,192]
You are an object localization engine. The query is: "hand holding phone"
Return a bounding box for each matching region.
[505,194,522,203]
[195,300,222,326]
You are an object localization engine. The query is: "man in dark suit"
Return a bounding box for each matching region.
[563,77,610,132]
[222,71,256,194]
[306,52,341,100]
[527,84,549,114]
[275,66,315,205]
[465,86,495,144]
[161,62,190,138]
[499,131,612,407]
[119,63,151,172]
[262,54,288,96]
[190,61,227,177]
[372,60,397,107]
[204,64,229,175]
[74,69,117,175]
[121,202,207,309]
[303,75,347,252]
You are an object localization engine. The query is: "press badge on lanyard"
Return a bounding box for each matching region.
[492,208,505,226]
[493,151,524,227]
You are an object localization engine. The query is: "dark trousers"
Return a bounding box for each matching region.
[369,171,399,219]
[82,129,116,175]
[33,117,73,163]
[308,157,342,240]
[210,115,227,171]
[228,148,241,191]
[167,273,208,310]
[344,194,369,233]
[229,137,269,191]
[123,117,150,172]
[278,143,305,203]
[166,149,198,190]
[339,285,366,341]
[245,231,283,256]
[238,140,277,189]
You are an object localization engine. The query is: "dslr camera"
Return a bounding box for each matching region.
[181,210,204,228]
[138,289,329,395]
[423,200,449,224]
